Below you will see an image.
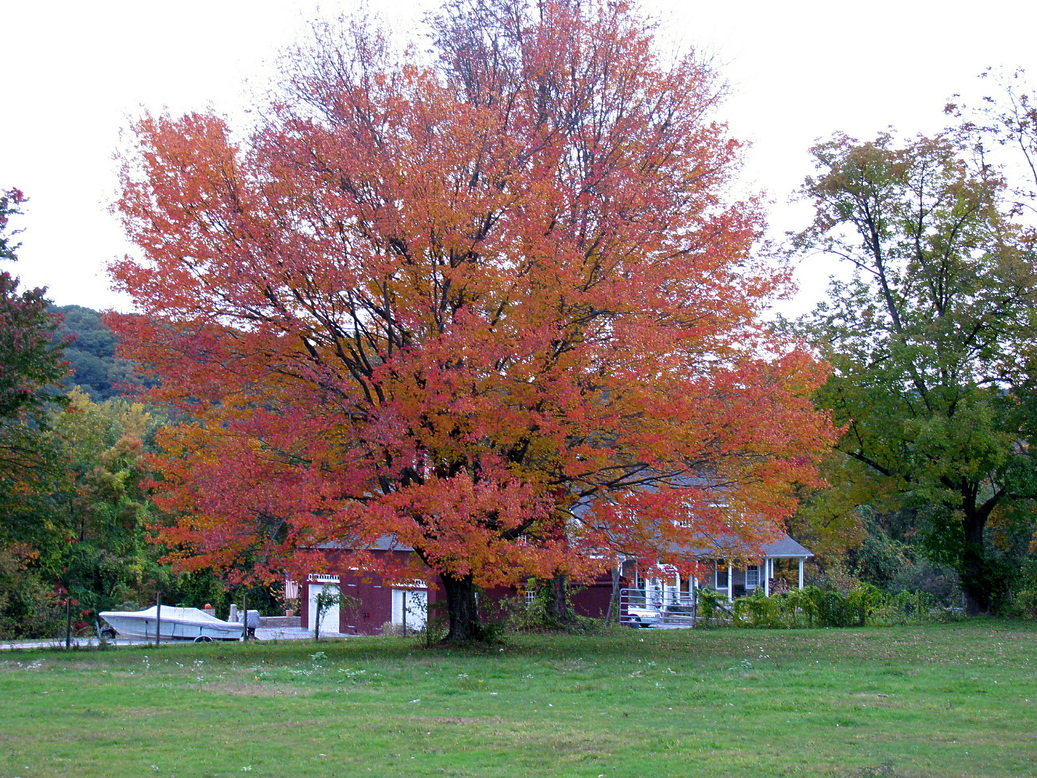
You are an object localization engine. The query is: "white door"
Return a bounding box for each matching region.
[391,589,427,631]
[308,581,340,635]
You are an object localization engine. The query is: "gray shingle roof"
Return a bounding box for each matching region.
[662,532,813,560]
[760,534,813,559]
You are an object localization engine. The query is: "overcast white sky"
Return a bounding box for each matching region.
[3,0,1036,312]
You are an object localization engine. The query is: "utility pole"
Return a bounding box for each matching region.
[155,589,162,648]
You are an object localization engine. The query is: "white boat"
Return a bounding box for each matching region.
[98,606,244,642]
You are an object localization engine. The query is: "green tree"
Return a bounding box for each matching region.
[0,384,234,637]
[0,188,71,637]
[795,132,1037,614]
[0,189,68,486]
[53,305,139,402]
[48,388,168,616]
[947,68,1037,217]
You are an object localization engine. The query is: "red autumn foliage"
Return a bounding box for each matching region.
[109,0,835,639]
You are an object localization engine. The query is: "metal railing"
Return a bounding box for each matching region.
[619,588,696,628]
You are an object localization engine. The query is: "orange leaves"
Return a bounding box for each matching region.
[365,467,560,586]
[110,0,835,595]
[147,409,374,584]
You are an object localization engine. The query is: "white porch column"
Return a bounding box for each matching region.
[798,558,805,590]
[764,559,770,597]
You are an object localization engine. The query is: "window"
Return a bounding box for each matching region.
[716,563,729,589]
[746,565,760,588]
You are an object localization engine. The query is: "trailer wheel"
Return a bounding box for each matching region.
[193,635,213,643]
[100,628,117,640]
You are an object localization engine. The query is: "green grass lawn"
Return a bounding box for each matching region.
[2,621,1036,777]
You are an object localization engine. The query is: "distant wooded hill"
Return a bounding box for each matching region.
[53,305,140,402]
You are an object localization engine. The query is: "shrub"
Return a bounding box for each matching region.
[696,588,730,627]
[734,588,783,628]
[1003,589,1037,620]
[0,549,62,639]
[501,581,600,634]
[728,584,948,630]
[889,559,962,607]
[872,590,940,625]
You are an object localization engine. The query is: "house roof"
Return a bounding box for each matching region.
[312,531,812,560]
[311,535,415,553]
[569,470,813,560]
[656,532,813,561]
[760,534,813,559]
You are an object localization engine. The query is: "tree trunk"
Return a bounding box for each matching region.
[440,572,484,643]
[544,573,576,625]
[958,510,1006,615]
[604,566,622,626]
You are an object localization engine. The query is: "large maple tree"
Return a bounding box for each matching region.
[110,0,834,640]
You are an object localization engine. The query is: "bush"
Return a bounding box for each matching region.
[501,581,600,634]
[696,588,730,627]
[806,584,883,627]
[888,559,962,607]
[0,549,63,639]
[871,590,941,625]
[1003,589,1037,620]
[728,584,949,630]
[734,588,783,628]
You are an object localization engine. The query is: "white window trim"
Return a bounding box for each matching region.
[745,565,760,589]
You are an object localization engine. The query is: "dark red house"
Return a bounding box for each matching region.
[296,532,812,635]
[298,536,617,635]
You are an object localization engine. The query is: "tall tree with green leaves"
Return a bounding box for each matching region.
[0,188,71,637]
[0,189,67,421]
[0,190,67,453]
[49,388,166,616]
[947,68,1037,217]
[0,188,69,539]
[795,132,1037,614]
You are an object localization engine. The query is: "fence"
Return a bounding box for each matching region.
[619,588,696,628]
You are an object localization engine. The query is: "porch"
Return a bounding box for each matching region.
[618,534,813,627]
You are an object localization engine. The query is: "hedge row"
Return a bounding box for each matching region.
[696,585,954,628]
